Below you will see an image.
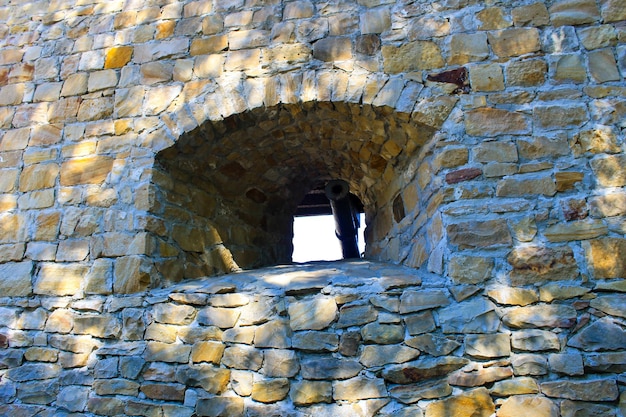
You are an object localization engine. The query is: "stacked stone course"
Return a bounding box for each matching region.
[0,0,624,415]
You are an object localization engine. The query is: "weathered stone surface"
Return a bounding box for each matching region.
[255,320,292,348]
[448,33,489,65]
[511,329,560,351]
[560,400,617,417]
[584,238,626,279]
[503,304,577,328]
[498,395,558,417]
[196,307,240,328]
[507,246,578,285]
[292,331,339,352]
[541,379,618,401]
[425,387,494,417]
[567,317,626,351]
[0,261,33,296]
[465,333,511,358]
[263,349,299,378]
[438,298,499,333]
[221,345,263,370]
[539,283,590,302]
[549,0,601,26]
[333,376,387,401]
[399,290,449,313]
[487,287,538,306]
[252,377,290,403]
[491,377,539,396]
[405,334,462,357]
[548,353,584,376]
[511,353,549,375]
[191,341,225,364]
[290,380,332,406]
[175,364,230,394]
[544,220,607,242]
[448,256,493,284]
[361,322,404,344]
[390,379,452,404]
[336,304,377,328]
[301,357,362,380]
[465,108,530,136]
[197,397,244,417]
[589,294,626,318]
[288,297,337,331]
[359,344,420,367]
[583,351,626,373]
[447,219,512,249]
[382,356,469,384]
[383,41,444,73]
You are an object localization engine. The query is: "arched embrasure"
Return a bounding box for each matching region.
[149,101,440,284]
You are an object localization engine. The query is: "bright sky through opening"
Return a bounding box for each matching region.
[292,213,366,262]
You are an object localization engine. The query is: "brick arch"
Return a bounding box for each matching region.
[146,73,459,286]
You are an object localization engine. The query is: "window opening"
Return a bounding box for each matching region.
[293,182,365,263]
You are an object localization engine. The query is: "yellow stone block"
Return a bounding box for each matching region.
[60,155,115,186]
[105,46,133,69]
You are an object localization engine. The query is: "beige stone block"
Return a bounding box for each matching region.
[114,255,153,294]
[508,245,578,285]
[496,174,556,197]
[591,154,626,187]
[145,323,178,343]
[0,261,33,296]
[465,108,530,136]
[48,97,81,123]
[549,0,601,26]
[503,304,577,328]
[105,46,133,68]
[190,35,228,56]
[18,188,55,209]
[383,41,444,73]
[512,3,550,26]
[34,211,60,241]
[60,155,114,186]
[553,54,586,83]
[0,213,27,242]
[191,341,225,364]
[144,85,182,115]
[477,7,511,30]
[0,83,25,106]
[229,30,269,50]
[33,82,62,102]
[288,296,337,331]
[84,258,112,294]
[489,28,541,57]
[584,237,626,279]
[449,256,493,284]
[77,97,114,121]
[1,128,30,151]
[0,169,18,193]
[448,33,489,65]
[251,378,290,403]
[35,263,88,295]
[588,49,620,83]
[578,25,618,50]
[225,49,262,73]
[425,388,494,417]
[88,69,118,92]
[498,396,558,417]
[488,286,539,306]
[145,341,191,363]
[56,239,90,262]
[600,0,626,22]
[555,171,584,192]
[19,163,59,192]
[507,59,547,86]
[469,63,504,91]
[46,309,74,333]
[361,8,391,34]
[333,376,387,401]
[465,333,511,359]
[571,126,621,156]
[290,380,332,405]
[539,283,590,302]
[589,191,626,217]
[432,147,468,171]
[543,220,608,242]
[29,124,62,147]
[74,314,121,339]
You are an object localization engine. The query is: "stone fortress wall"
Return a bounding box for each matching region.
[0,0,625,415]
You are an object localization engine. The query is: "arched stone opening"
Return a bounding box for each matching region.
[150,101,438,284]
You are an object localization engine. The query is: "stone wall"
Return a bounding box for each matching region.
[0,0,625,415]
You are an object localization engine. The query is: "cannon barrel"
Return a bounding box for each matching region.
[325,180,360,259]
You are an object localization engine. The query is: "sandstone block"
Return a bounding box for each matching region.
[0,261,33,296]
[105,46,133,68]
[539,283,589,302]
[496,174,556,197]
[196,397,244,417]
[448,33,489,65]
[568,317,626,351]
[561,400,618,417]
[144,341,191,363]
[447,219,512,249]
[60,156,114,186]
[74,315,121,339]
[361,322,404,344]
[333,376,387,401]
[300,357,362,380]
[251,377,290,403]
[439,297,499,334]
[512,353,548,375]
[191,341,225,364]
[425,387,494,417]
[35,263,88,296]
[359,344,420,367]
[553,54,587,83]
[196,307,240,328]
[589,294,626,319]
[400,289,449,313]
[153,303,195,325]
[508,245,578,285]
[487,287,538,306]
[588,49,620,83]
[337,304,378,328]
[584,238,626,279]
[465,333,511,359]
[511,329,560,351]
[292,331,339,352]
[590,155,626,187]
[448,365,513,387]
[498,395,558,417]
[383,356,469,385]
[361,8,390,34]
[488,28,540,57]
[571,126,621,156]
[390,380,452,405]
[263,349,299,378]
[512,3,550,26]
[548,353,584,376]
[490,377,539,396]
[469,63,504,92]
[314,37,352,61]
[541,378,618,401]
[465,108,530,136]
[175,364,230,393]
[544,219,607,242]
[549,0,601,26]
[114,255,152,294]
[255,320,292,348]
[502,304,577,328]
[221,345,263,371]
[383,41,444,73]
[405,311,436,335]
[290,380,332,405]
[288,296,337,331]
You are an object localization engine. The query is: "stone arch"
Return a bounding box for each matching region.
[146,71,459,286]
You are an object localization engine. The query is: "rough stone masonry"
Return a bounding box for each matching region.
[0,0,624,416]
